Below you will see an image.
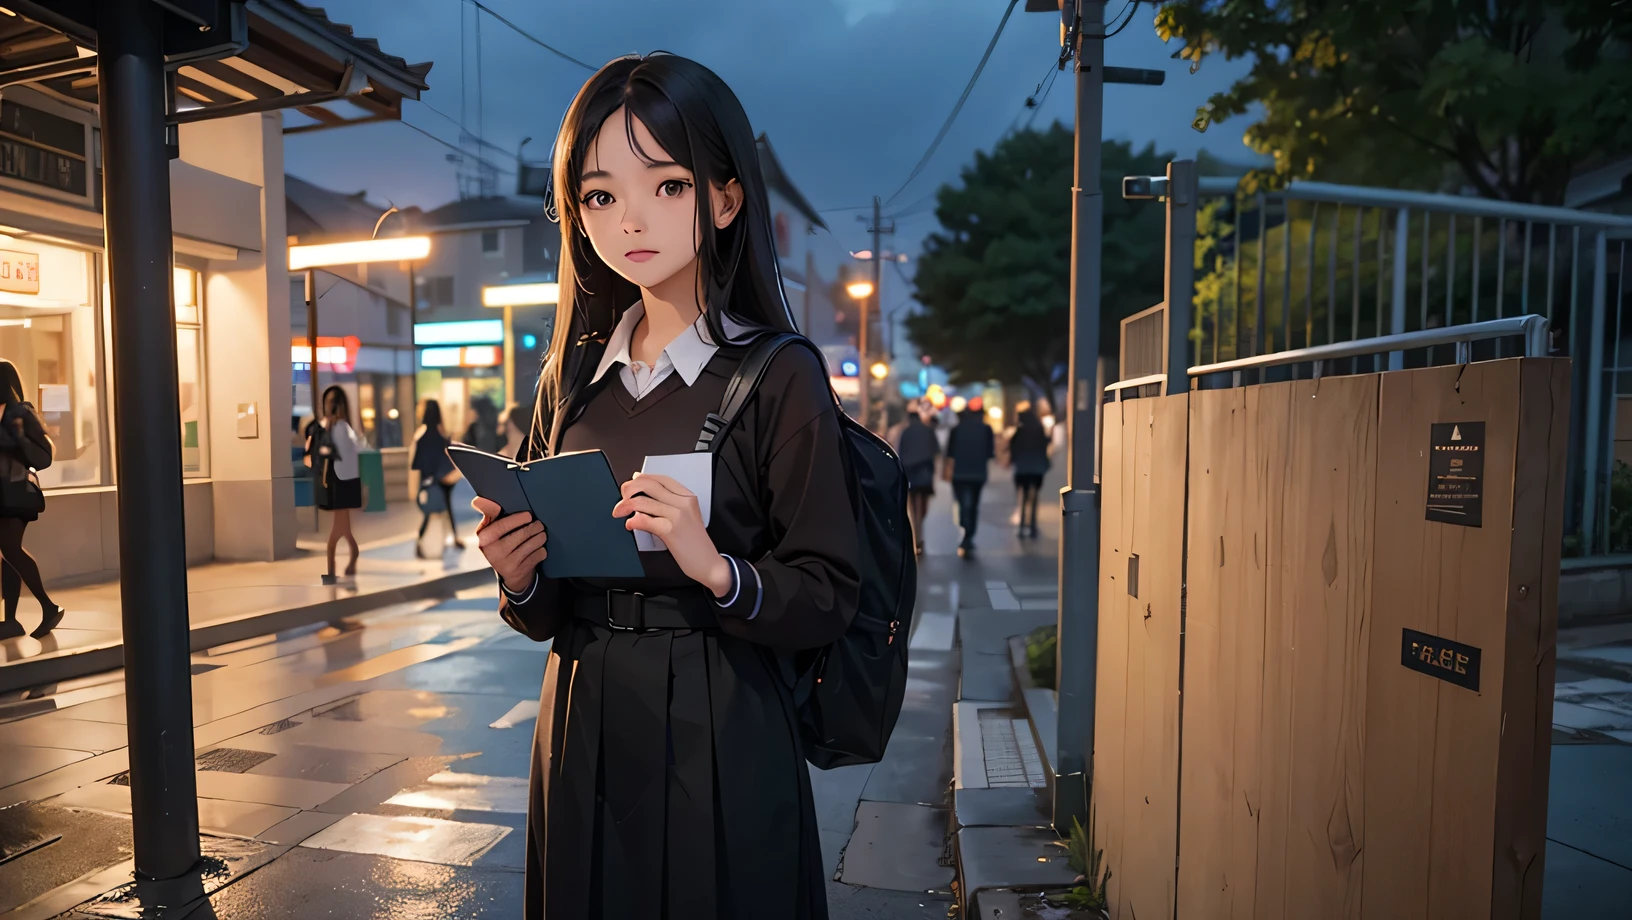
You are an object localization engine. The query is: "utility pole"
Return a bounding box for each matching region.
[858,197,894,431]
[98,0,201,879]
[1054,0,1105,832]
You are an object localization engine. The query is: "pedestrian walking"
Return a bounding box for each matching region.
[1007,402,1050,539]
[463,395,503,454]
[499,401,532,460]
[410,399,462,558]
[894,399,940,554]
[0,360,63,640]
[946,396,995,557]
[306,385,361,583]
[474,53,860,920]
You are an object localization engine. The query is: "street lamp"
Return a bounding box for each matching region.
[846,279,878,428]
[289,233,431,529]
[288,234,432,406]
[869,360,890,381]
[481,278,559,407]
[846,280,875,300]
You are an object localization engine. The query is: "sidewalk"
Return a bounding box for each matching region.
[0,466,1023,919]
[0,486,487,694]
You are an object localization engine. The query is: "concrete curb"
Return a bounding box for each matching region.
[0,567,493,694]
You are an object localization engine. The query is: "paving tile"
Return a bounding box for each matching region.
[1543,840,1632,919]
[193,770,349,810]
[953,786,1051,829]
[0,717,129,755]
[48,781,130,816]
[243,744,405,785]
[0,803,132,916]
[53,695,128,725]
[197,798,300,838]
[300,812,512,867]
[309,689,521,732]
[383,771,529,815]
[956,825,1074,896]
[0,745,91,789]
[1547,743,1632,869]
[809,762,874,835]
[256,809,345,846]
[316,755,461,815]
[221,716,447,757]
[839,802,953,892]
[908,611,956,652]
[75,835,286,919]
[195,847,523,918]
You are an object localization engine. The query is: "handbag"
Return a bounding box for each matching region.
[417,476,447,513]
[0,464,44,515]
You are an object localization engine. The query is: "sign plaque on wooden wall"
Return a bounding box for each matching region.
[1400,627,1482,692]
[1425,421,1484,527]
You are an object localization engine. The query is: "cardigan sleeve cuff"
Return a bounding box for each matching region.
[711,554,762,620]
[500,571,540,607]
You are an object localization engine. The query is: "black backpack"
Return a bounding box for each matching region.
[697,332,918,770]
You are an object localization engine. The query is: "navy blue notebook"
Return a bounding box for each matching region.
[446,443,644,580]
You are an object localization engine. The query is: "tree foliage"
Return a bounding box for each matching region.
[905,125,1172,389]
[1157,0,1632,203]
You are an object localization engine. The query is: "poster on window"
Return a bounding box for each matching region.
[0,248,39,295]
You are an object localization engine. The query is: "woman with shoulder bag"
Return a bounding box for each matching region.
[0,360,64,640]
[307,386,362,582]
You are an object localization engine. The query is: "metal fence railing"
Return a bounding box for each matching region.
[1122,169,1632,557]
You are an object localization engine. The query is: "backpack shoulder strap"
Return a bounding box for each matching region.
[694,332,821,452]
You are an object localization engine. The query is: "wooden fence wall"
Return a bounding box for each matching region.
[1091,358,1570,920]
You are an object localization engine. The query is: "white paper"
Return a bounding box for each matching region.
[635,452,713,552]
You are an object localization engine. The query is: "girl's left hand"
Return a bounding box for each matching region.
[612,472,733,598]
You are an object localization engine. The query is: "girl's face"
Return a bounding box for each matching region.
[577,108,742,293]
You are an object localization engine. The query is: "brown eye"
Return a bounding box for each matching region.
[581,190,613,209]
[658,179,691,198]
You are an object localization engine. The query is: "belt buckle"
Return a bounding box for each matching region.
[606,590,645,631]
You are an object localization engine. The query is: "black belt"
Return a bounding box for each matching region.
[571,588,721,632]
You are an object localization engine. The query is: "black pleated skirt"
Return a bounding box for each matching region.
[524,613,827,920]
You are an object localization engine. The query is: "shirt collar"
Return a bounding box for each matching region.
[590,303,755,388]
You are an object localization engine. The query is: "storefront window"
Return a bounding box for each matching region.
[0,237,104,489]
[174,267,207,476]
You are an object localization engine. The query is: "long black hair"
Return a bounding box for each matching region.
[535,52,798,451]
[421,398,444,432]
[321,385,351,427]
[0,360,24,405]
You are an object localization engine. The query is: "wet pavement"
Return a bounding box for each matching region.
[0,466,1041,919]
[0,488,488,695]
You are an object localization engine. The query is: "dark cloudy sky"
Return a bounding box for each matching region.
[287,0,1259,262]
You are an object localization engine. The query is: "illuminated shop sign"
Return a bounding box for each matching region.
[413,319,504,346]
[291,335,361,372]
[421,345,501,369]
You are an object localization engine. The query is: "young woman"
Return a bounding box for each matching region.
[1007,403,1050,539]
[0,360,62,640]
[410,399,462,557]
[474,53,859,920]
[307,385,361,581]
[894,399,940,554]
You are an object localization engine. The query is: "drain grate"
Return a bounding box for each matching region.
[976,709,1049,789]
[259,718,301,735]
[108,747,276,785]
[195,747,277,773]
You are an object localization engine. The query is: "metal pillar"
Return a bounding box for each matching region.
[1165,160,1197,397]
[97,0,201,880]
[1388,207,1411,370]
[1582,229,1609,554]
[307,268,320,530]
[503,302,516,406]
[1054,0,1105,832]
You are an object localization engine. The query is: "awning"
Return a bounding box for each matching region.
[1,1,430,132]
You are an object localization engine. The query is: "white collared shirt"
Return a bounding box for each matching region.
[590,302,752,400]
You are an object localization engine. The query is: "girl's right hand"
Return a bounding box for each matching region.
[473,497,547,592]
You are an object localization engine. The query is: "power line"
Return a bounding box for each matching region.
[884,0,1021,206]
[1100,0,1142,41]
[1025,65,1062,129]
[397,119,516,175]
[469,0,597,71]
